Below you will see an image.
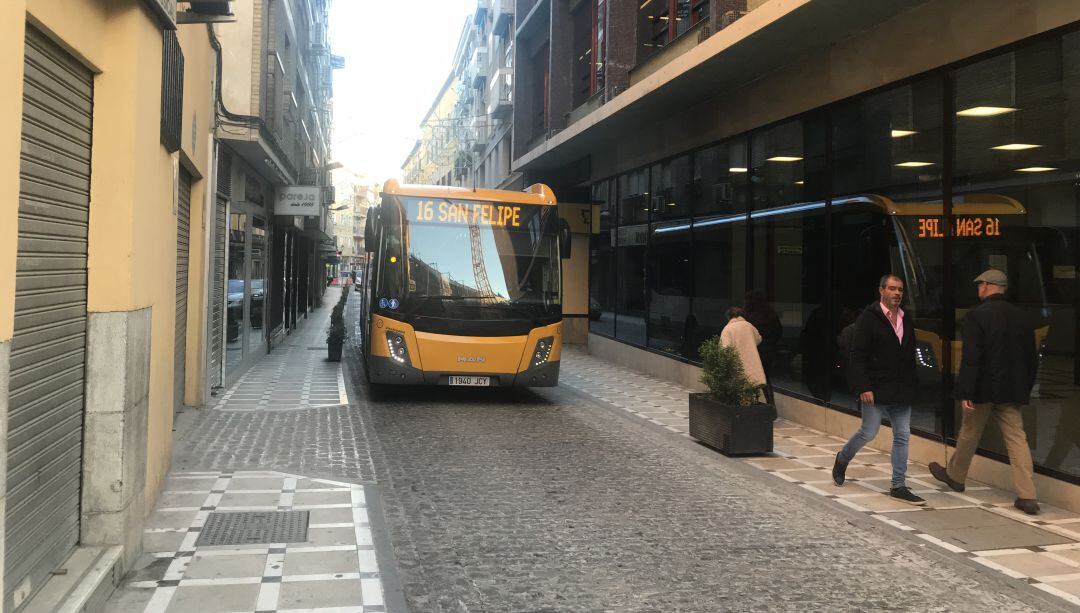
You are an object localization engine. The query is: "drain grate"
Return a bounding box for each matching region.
[196,511,310,546]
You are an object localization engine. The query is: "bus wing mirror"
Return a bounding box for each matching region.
[364,209,377,252]
[559,218,572,259]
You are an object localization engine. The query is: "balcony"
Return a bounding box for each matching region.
[487,68,512,118]
[474,0,491,25]
[471,47,490,88]
[493,0,513,34]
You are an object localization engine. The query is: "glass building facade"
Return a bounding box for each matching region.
[589,27,1080,481]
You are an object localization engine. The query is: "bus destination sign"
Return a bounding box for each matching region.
[916,216,1002,239]
[409,199,524,228]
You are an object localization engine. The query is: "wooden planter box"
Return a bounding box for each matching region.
[689,393,777,456]
[327,341,343,362]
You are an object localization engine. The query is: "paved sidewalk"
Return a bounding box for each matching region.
[105,288,392,613]
[559,346,1080,608]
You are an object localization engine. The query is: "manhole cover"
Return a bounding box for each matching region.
[196,511,310,546]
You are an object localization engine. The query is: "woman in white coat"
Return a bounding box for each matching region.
[720,306,767,400]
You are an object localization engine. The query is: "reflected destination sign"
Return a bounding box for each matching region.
[409,199,524,227]
[916,216,1002,239]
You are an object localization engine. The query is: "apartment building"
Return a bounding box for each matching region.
[512,0,1080,513]
[214,0,338,388]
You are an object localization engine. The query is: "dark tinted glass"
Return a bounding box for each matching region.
[590,180,617,336]
[952,34,1080,475]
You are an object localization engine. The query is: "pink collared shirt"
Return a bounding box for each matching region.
[880,302,904,343]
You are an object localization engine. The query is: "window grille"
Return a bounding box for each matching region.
[161,29,184,153]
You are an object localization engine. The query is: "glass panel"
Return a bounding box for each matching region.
[675,0,692,38]
[617,170,649,345]
[647,219,692,356]
[650,156,692,220]
[637,0,669,64]
[830,77,945,435]
[952,34,1080,476]
[590,180,617,336]
[750,117,830,401]
[248,216,267,355]
[692,138,749,216]
[690,214,749,360]
[226,211,247,375]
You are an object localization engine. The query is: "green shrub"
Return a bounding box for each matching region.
[698,336,760,406]
[326,321,346,344]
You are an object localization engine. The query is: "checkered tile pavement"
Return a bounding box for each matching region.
[124,471,384,613]
[559,345,1080,607]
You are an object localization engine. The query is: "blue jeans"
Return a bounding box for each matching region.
[837,403,911,489]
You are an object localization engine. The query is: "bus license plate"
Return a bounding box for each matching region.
[449,376,490,387]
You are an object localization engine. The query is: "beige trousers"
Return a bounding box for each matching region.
[946,403,1037,500]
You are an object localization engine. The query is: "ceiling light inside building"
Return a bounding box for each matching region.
[1016,166,1057,172]
[956,106,1017,117]
[729,167,748,173]
[890,130,916,137]
[896,161,934,167]
[992,143,1041,151]
[795,181,804,185]
[766,156,803,162]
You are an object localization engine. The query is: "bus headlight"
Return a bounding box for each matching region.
[532,336,554,368]
[386,330,411,366]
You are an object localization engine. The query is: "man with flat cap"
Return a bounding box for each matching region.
[930,268,1041,514]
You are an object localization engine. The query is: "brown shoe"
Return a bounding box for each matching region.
[929,462,965,492]
[1014,498,1040,515]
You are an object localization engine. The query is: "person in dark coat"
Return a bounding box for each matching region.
[930,269,1040,514]
[832,274,925,505]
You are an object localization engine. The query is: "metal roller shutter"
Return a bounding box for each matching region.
[6,25,93,611]
[209,194,226,389]
[174,169,192,412]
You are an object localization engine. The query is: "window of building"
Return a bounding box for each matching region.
[616,169,649,345]
[593,0,607,96]
[650,155,692,220]
[830,78,945,433]
[572,1,593,109]
[637,0,670,64]
[647,218,693,356]
[590,179,617,337]
[692,138,749,216]
[952,34,1080,476]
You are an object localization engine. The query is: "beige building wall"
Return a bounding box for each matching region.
[0,1,219,597]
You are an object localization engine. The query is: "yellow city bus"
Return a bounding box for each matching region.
[359,180,570,390]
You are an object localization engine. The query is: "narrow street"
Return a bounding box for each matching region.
[104,287,1073,612]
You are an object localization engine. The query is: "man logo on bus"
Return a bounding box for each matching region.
[457,355,486,363]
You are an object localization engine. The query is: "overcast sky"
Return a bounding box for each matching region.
[329,0,475,185]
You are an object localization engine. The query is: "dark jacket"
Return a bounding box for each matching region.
[848,302,917,405]
[954,294,1038,405]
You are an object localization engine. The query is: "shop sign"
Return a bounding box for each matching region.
[275,186,321,217]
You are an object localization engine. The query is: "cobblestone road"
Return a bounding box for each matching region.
[150,290,1069,612]
[344,324,1058,611]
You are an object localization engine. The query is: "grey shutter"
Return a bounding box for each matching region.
[209,194,226,389]
[174,169,192,412]
[6,25,93,611]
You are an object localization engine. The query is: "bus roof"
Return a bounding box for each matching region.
[381,178,557,206]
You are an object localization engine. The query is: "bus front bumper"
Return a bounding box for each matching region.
[367,356,559,387]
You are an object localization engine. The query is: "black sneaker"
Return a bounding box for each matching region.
[929,462,965,492]
[890,486,927,506]
[1014,498,1040,515]
[832,454,849,487]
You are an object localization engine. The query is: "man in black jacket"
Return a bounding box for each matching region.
[832,274,924,505]
[930,269,1040,514]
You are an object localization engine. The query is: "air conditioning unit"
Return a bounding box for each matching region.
[697,24,712,43]
[721,10,746,29]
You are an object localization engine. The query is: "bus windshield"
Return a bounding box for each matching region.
[375,195,561,321]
